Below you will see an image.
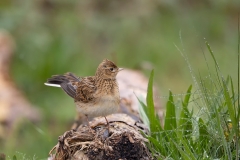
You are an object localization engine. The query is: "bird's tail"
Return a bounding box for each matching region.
[44,72,80,98]
[45,72,79,86]
[45,75,67,87]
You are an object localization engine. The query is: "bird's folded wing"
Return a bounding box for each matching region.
[75,76,96,103]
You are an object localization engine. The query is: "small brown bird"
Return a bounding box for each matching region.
[45,59,123,129]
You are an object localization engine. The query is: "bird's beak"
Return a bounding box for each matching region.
[118,68,124,72]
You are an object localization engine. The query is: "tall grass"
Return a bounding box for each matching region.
[139,39,240,159]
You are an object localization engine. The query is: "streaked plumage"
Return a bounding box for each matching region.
[45,59,122,126]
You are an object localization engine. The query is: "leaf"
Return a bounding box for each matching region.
[230,77,236,114]
[198,118,209,149]
[179,85,193,137]
[222,78,237,133]
[164,91,177,131]
[173,138,196,160]
[136,94,148,115]
[205,40,222,88]
[138,70,163,139]
[138,97,150,128]
[148,136,167,156]
[146,70,155,132]
[182,85,192,108]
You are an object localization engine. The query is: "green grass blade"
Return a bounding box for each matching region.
[148,136,167,157]
[137,96,148,114]
[198,118,210,152]
[179,85,193,137]
[137,97,150,127]
[171,137,196,160]
[138,70,163,139]
[146,70,155,128]
[164,91,177,131]
[230,77,236,115]
[146,70,163,135]
[222,79,237,131]
[182,85,192,108]
[205,41,219,71]
[163,90,178,156]
[222,77,237,159]
[205,40,223,88]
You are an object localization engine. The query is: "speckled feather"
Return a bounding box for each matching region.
[45,59,121,120]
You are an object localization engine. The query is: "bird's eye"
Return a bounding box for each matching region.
[109,68,114,71]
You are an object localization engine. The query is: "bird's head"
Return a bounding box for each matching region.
[95,59,123,79]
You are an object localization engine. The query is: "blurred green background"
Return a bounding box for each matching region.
[0,0,240,159]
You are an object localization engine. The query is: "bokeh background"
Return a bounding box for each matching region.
[0,0,240,159]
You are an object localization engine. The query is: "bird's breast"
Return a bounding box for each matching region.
[75,95,120,118]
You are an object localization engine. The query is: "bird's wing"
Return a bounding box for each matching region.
[75,76,97,103]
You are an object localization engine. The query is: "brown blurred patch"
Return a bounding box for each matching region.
[0,30,41,138]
